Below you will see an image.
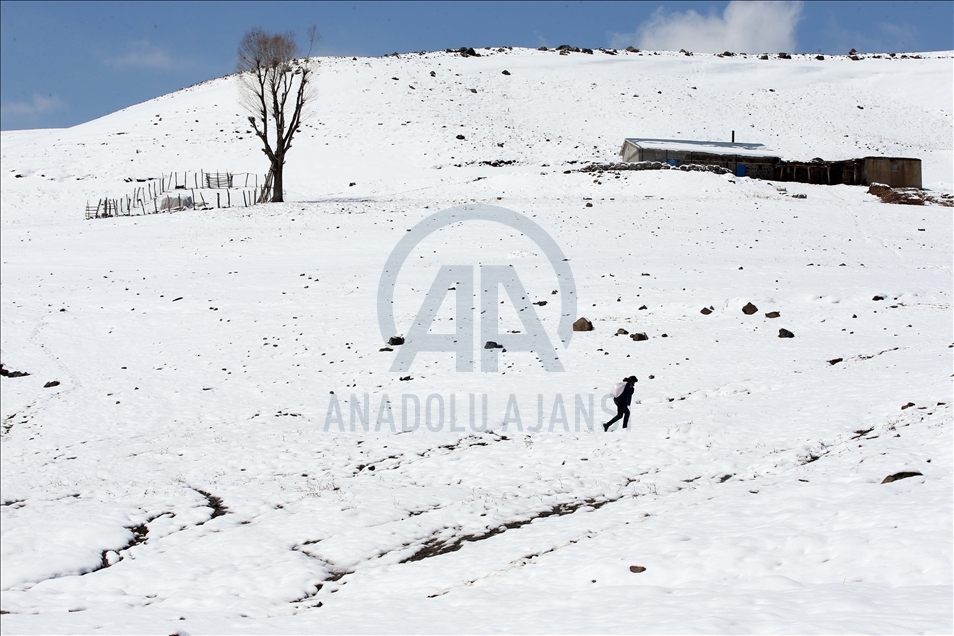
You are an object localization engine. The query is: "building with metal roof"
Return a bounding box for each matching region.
[619,138,921,187]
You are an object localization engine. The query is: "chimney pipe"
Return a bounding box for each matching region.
[731,130,735,144]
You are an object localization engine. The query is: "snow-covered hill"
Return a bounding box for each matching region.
[1,47,952,634]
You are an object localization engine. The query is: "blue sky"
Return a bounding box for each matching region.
[1,1,951,130]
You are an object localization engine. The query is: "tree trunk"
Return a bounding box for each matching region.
[271,158,284,203]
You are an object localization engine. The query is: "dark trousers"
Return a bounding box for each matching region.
[606,401,630,428]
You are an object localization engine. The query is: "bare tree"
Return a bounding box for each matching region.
[237,27,317,203]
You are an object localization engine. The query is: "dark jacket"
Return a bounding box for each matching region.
[615,382,634,407]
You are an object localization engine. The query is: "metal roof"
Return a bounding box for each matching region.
[624,137,779,158]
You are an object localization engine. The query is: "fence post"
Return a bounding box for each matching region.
[217,192,220,208]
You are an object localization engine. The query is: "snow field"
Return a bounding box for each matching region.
[1,47,952,633]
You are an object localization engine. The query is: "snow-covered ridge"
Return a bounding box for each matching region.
[2,46,952,226]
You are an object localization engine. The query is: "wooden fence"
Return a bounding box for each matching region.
[85,170,270,220]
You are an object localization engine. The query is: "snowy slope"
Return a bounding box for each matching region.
[1,47,952,634]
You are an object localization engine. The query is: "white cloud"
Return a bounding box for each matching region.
[105,40,178,70]
[1,94,66,117]
[611,1,803,54]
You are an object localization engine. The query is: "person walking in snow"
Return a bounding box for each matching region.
[603,376,637,431]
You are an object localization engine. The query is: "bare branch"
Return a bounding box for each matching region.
[236,26,317,202]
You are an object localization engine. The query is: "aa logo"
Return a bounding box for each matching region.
[377,205,577,373]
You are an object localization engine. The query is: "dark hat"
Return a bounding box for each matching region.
[626,375,637,383]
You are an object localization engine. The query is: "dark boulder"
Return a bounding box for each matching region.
[573,317,593,331]
[0,364,30,378]
[881,471,922,484]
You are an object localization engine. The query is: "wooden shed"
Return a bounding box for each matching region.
[861,157,922,188]
[619,138,922,188]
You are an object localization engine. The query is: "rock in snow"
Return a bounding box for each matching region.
[573,317,593,331]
